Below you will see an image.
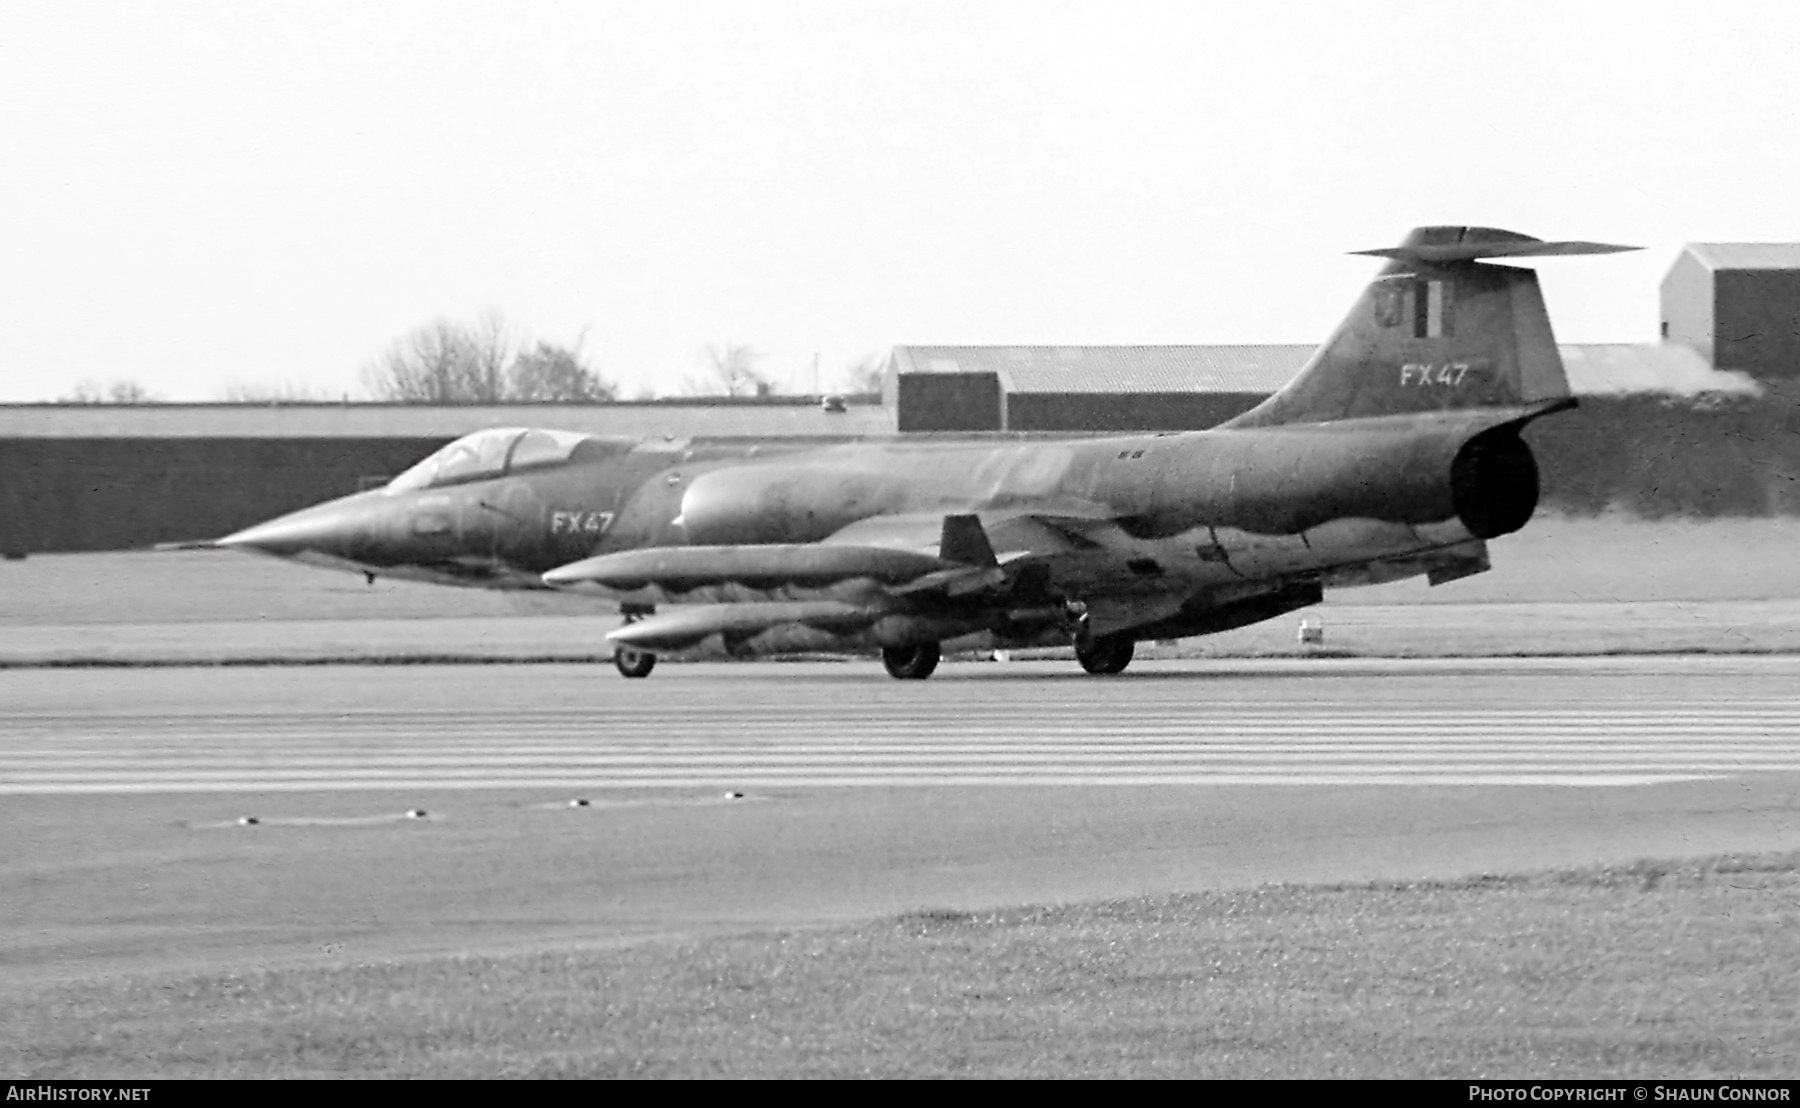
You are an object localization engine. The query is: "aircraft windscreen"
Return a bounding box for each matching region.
[386,428,525,492]
[505,428,589,472]
[385,427,592,492]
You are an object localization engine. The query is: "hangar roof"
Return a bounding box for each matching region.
[0,400,897,439]
[1557,344,1758,396]
[893,344,1760,398]
[1681,243,1800,270]
[893,344,1310,394]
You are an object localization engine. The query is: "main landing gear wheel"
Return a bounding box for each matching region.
[881,642,940,680]
[1075,633,1134,675]
[613,646,656,679]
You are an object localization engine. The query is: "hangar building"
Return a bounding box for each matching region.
[885,342,1753,434]
[1662,243,1800,378]
[892,242,1793,434]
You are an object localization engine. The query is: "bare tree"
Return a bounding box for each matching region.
[362,312,515,403]
[693,342,771,397]
[839,352,887,395]
[362,315,619,403]
[59,379,158,403]
[508,339,616,402]
[219,380,335,403]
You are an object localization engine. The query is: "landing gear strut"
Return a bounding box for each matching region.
[882,642,940,680]
[1075,632,1134,675]
[613,645,656,679]
[614,604,656,678]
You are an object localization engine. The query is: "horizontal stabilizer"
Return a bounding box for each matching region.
[608,601,876,650]
[543,544,945,592]
[1352,226,1638,266]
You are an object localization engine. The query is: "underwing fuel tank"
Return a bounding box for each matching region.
[608,601,879,650]
[544,543,946,592]
[607,600,1050,651]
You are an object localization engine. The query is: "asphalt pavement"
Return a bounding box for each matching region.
[4,656,1798,989]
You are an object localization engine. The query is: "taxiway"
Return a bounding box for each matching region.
[3,655,1797,989]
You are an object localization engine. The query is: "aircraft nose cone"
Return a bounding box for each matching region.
[216,501,364,558]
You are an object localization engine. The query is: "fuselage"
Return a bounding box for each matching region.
[221,406,1541,613]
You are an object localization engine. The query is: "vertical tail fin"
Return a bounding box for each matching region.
[1224,227,1638,428]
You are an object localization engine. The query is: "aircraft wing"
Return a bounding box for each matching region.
[820,506,1107,558]
[541,507,1125,650]
[542,509,1094,599]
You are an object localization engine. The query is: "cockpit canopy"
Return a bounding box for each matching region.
[386,427,590,492]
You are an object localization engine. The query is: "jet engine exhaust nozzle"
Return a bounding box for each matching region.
[1450,430,1540,540]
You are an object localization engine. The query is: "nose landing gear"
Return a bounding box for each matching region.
[613,646,656,678]
[613,604,657,678]
[881,642,940,680]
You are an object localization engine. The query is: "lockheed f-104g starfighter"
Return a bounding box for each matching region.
[210,226,1635,679]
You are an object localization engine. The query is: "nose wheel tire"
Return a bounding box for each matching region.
[1075,633,1134,675]
[881,642,940,680]
[614,646,656,679]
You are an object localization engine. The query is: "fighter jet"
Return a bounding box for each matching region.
[215,226,1635,679]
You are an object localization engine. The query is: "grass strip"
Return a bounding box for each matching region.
[7,852,1798,1079]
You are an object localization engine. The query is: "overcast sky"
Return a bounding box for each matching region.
[4,0,1798,401]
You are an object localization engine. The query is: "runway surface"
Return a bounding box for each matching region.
[6,656,1800,792]
[4,655,1799,987]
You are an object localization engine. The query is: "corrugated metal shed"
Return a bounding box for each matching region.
[1682,243,1800,270]
[1662,244,1800,380]
[0,401,897,439]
